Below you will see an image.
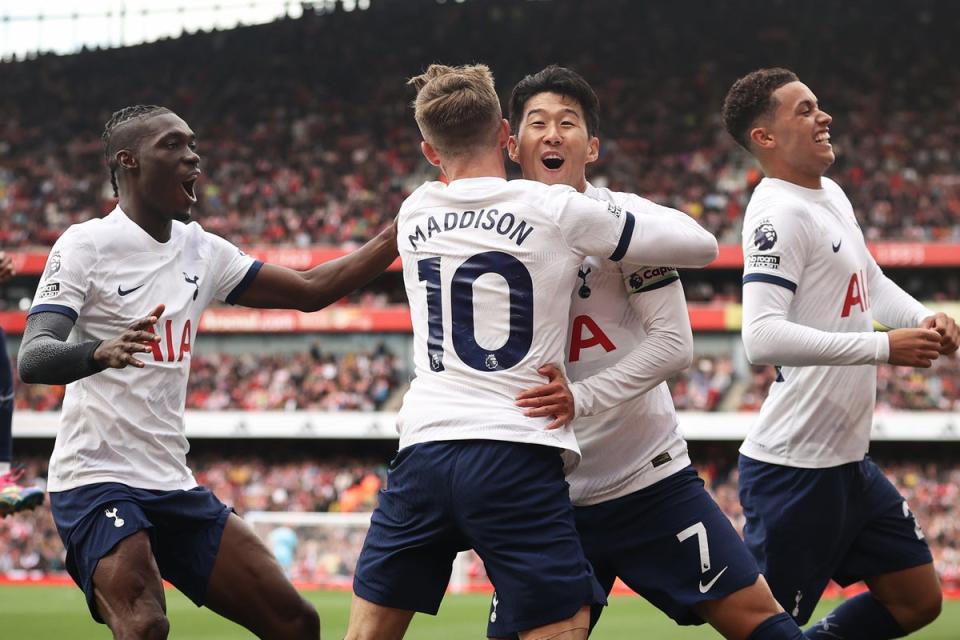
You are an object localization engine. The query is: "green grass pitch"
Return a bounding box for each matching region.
[1,586,959,638]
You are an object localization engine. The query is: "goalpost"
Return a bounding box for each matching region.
[245,511,490,593]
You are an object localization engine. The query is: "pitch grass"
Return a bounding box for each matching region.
[2,586,959,638]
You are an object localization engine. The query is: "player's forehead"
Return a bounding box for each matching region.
[141,112,195,141]
[772,81,819,113]
[521,92,586,120]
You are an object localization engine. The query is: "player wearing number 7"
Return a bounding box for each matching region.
[345,63,718,640]
[486,66,804,640]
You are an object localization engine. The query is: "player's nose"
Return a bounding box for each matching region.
[817,110,832,126]
[544,125,562,145]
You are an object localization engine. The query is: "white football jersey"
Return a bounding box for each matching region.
[31,207,260,491]
[564,184,690,506]
[740,177,925,468]
[396,177,647,468]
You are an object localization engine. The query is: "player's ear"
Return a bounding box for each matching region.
[585,136,600,164]
[507,135,520,164]
[497,118,510,149]
[420,141,442,167]
[749,126,774,151]
[117,149,138,170]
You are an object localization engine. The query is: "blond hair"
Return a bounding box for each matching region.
[408,63,502,156]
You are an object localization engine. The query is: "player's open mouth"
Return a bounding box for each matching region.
[181,176,198,202]
[541,152,564,170]
[814,131,831,147]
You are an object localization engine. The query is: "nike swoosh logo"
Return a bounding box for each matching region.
[832,240,842,252]
[117,284,145,296]
[699,566,728,593]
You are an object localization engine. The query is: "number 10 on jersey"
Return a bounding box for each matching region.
[417,251,534,373]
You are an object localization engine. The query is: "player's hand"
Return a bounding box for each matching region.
[516,364,574,430]
[93,304,164,370]
[0,251,15,282]
[886,328,942,367]
[920,312,959,355]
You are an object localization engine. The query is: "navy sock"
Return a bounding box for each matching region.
[748,612,804,640]
[803,593,905,639]
[0,329,13,464]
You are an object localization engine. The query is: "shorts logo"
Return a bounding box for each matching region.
[38,282,61,299]
[792,590,803,618]
[489,592,499,623]
[752,220,778,251]
[104,507,125,528]
[607,202,622,218]
[747,254,781,270]
[676,521,728,594]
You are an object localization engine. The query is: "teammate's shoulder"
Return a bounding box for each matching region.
[398,180,441,216]
[745,179,811,221]
[506,178,575,198]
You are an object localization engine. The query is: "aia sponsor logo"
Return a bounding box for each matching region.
[840,270,870,318]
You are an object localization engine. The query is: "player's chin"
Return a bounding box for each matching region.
[172,206,192,223]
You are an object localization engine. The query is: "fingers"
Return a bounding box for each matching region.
[537,363,562,380]
[129,304,165,331]
[516,383,557,403]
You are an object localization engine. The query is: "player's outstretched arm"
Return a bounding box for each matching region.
[743,281,941,367]
[566,277,692,418]
[622,197,719,268]
[234,219,398,311]
[18,305,163,385]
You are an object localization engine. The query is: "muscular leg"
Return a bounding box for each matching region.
[344,594,415,640]
[696,575,801,640]
[92,531,170,640]
[518,605,590,640]
[865,563,942,633]
[204,513,319,639]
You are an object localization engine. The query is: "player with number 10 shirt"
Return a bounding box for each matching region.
[347,64,717,640]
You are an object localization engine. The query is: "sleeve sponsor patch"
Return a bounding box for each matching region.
[607,202,623,218]
[751,219,778,250]
[625,266,679,294]
[746,254,781,270]
[37,282,61,299]
[44,250,62,278]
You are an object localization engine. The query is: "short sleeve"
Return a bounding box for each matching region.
[28,227,96,322]
[206,233,263,304]
[546,186,631,260]
[741,202,811,294]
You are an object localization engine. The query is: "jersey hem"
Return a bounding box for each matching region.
[738,442,865,469]
[47,474,198,493]
[571,451,691,506]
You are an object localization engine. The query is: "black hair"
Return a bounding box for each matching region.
[102,105,171,197]
[721,68,799,150]
[509,65,600,137]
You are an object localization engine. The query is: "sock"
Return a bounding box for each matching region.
[803,593,906,639]
[0,329,13,468]
[748,612,804,640]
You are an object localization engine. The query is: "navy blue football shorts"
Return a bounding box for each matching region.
[739,455,933,625]
[353,440,606,635]
[50,482,231,623]
[487,466,759,637]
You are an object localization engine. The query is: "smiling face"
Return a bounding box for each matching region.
[752,81,834,186]
[508,92,599,192]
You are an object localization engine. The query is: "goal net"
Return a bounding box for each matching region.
[245,511,492,592]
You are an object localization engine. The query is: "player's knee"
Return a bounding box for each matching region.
[115,610,169,640]
[267,596,319,639]
[901,589,942,632]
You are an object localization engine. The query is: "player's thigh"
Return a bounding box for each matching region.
[92,530,168,633]
[203,513,318,636]
[345,594,415,640]
[866,563,942,632]
[518,605,590,640]
[458,442,603,635]
[695,575,785,640]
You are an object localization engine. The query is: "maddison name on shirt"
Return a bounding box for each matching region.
[407,209,534,250]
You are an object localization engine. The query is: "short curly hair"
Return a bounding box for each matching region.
[102,105,172,197]
[721,68,798,150]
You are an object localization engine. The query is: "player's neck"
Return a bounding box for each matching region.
[118,195,174,243]
[441,152,507,182]
[763,161,823,190]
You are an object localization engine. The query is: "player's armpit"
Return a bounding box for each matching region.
[235,220,398,311]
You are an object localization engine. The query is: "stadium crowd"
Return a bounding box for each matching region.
[2,454,958,589]
[13,350,960,413]
[2,0,960,249]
